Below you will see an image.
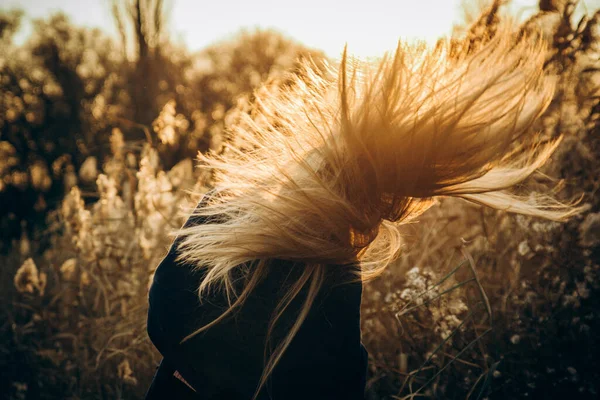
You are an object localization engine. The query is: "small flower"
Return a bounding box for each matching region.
[518,240,532,257]
[117,359,138,385]
[80,271,91,287]
[78,156,98,184]
[19,229,30,258]
[384,292,394,303]
[126,153,137,168]
[63,166,78,192]
[153,100,188,145]
[29,161,52,191]
[14,258,46,295]
[60,258,77,281]
[110,129,125,159]
[510,334,521,345]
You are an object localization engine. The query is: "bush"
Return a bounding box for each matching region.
[0,6,325,252]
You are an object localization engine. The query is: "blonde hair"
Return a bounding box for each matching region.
[175,25,580,399]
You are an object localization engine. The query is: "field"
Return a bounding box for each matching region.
[1,0,599,399]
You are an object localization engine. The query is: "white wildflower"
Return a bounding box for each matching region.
[63,165,78,192]
[79,156,98,184]
[60,258,77,281]
[14,258,46,295]
[110,128,125,158]
[19,228,30,258]
[29,161,52,191]
[117,359,138,385]
[518,240,532,257]
[153,100,188,145]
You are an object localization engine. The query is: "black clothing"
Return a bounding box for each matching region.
[146,193,368,399]
[145,359,198,399]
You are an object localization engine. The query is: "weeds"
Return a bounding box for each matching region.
[2,1,600,399]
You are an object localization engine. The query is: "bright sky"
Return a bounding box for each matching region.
[4,0,599,57]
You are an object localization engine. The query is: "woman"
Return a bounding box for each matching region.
[146,188,367,399]
[146,28,579,399]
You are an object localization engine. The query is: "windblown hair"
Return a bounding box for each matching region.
[176,25,580,398]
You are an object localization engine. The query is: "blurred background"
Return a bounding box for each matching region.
[1,0,599,399]
[11,0,588,58]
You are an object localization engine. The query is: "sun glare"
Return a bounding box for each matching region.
[170,0,462,58]
[9,0,595,58]
[8,0,598,59]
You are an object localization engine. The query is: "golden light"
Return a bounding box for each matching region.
[8,0,596,57]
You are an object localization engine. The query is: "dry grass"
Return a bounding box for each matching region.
[1,1,600,399]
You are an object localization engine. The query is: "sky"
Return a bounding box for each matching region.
[4,0,599,58]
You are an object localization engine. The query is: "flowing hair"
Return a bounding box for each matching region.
[175,24,580,399]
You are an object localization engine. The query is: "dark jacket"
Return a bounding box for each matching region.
[146,193,368,399]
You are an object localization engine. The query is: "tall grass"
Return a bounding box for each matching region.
[1,1,600,399]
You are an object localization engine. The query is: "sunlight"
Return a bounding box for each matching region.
[170,0,462,58]
[7,0,598,57]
